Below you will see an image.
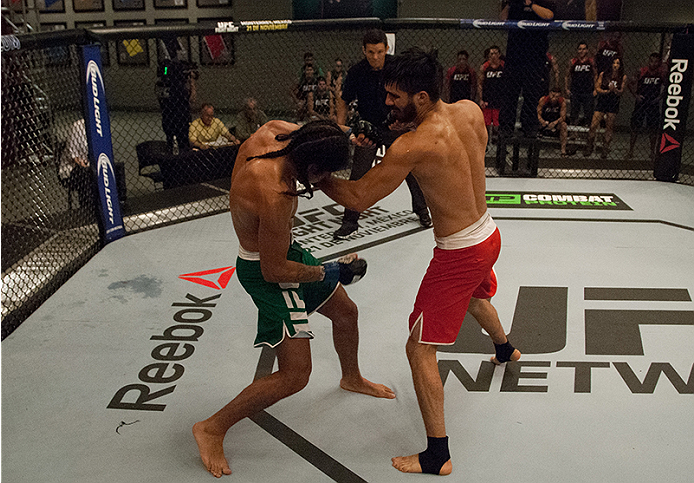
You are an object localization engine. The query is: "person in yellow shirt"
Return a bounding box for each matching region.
[189,104,240,149]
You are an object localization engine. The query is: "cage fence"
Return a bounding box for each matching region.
[1,19,693,338]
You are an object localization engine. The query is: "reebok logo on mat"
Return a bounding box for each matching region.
[179,267,235,290]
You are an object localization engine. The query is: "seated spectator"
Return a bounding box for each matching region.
[537,87,569,157]
[293,64,318,121]
[326,57,345,100]
[586,57,627,158]
[189,104,240,150]
[565,41,597,129]
[58,118,95,210]
[234,97,268,142]
[626,53,665,160]
[478,45,505,146]
[307,76,335,121]
[446,50,477,103]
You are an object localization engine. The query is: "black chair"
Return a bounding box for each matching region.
[136,141,169,189]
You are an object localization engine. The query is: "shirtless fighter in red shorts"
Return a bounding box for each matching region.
[318,48,521,476]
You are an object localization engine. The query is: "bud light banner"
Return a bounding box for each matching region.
[654,33,694,182]
[81,44,125,242]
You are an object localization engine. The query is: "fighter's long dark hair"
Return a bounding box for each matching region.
[247,120,350,198]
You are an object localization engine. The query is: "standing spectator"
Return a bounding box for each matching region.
[298,51,325,78]
[327,57,345,100]
[595,32,623,74]
[565,41,597,129]
[307,76,336,121]
[234,98,268,143]
[537,87,569,156]
[293,64,319,121]
[478,46,505,145]
[189,104,240,150]
[626,53,665,160]
[542,52,560,96]
[446,50,477,103]
[499,0,556,138]
[586,57,626,158]
[333,28,430,240]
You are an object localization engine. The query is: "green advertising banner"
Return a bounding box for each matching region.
[486,192,632,210]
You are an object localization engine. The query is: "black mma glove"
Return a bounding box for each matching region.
[322,254,367,286]
[352,120,382,146]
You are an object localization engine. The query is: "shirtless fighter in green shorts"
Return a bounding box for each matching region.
[193,120,395,478]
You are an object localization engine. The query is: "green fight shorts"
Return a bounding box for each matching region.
[236,242,340,348]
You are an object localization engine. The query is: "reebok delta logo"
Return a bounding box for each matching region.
[179,266,236,290]
[659,133,681,154]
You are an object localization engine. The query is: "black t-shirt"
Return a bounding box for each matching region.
[341,56,392,126]
[570,57,596,96]
[506,0,557,63]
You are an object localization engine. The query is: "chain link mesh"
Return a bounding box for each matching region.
[2,21,693,337]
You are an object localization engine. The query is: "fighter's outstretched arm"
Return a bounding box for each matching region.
[318,138,416,213]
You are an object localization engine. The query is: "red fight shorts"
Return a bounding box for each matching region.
[408,228,501,345]
[483,108,500,127]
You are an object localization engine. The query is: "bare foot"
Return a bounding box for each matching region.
[392,454,453,475]
[490,348,521,366]
[193,421,232,478]
[340,376,396,399]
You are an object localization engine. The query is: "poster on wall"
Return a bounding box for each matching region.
[197,18,235,66]
[293,0,397,20]
[154,18,191,63]
[115,20,149,66]
[154,0,187,8]
[73,0,104,12]
[555,0,623,21]
[37,0,65,13]
[112,0,145,11]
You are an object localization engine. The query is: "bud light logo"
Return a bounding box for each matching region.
[86,60,105,137]
[97,153,117,226]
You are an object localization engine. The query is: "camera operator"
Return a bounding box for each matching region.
[499,0,556,139]
[156,39,198,154]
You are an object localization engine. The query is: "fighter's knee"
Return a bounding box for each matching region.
[284,365,312,395]
[330,298,358,327]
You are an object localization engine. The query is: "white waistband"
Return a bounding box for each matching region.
[435,212,496,250]
[238,245,260,261]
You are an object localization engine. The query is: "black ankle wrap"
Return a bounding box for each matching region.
[418,436,450,475]
[494,341,516,363]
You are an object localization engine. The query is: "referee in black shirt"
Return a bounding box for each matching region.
[333,29,431,240]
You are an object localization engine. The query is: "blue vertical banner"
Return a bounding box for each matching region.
[80,44,125,242]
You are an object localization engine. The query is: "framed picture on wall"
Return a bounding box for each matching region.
[114,20,149,66]
[197,18,235,66]
[196,0,230,8]
[37,0,65,14]
[40,22,67,31]
[112,0,145,11]
[75,21,110,66]
[154,18,191,63]
[154,0,187,8]
[73,0,104,12]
